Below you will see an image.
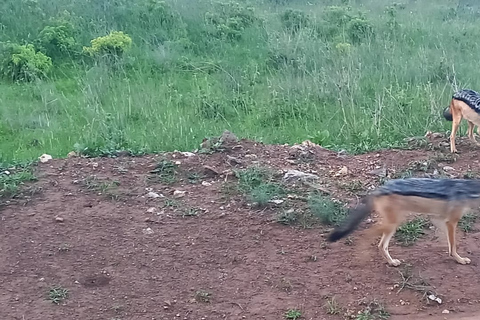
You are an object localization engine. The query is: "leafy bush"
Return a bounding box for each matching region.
[83,31,132,58]
[0,43,52,82]
[139,0,187,43]
[205,1,258,41]
[347,17,374,44]
[37,21,77,59]
[280,9,310,33]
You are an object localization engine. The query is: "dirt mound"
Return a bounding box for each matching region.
[1,133,480,320]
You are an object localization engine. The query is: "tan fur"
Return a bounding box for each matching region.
[370,194,477,267]
[449,98,480,153]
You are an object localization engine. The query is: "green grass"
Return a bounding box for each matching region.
[48,286,69,304]
[308,192,347,226]
[235,166,284,207]
[1,0,480,164]
[0,163,37,199]
[395,217,429,246]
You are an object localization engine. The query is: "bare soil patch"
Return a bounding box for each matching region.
[1,133,480,320]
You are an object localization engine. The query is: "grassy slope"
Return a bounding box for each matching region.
[0,0,479,163]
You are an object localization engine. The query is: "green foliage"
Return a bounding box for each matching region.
[83,31,132,57]
[280,9,310,33]
[235,166,284,207]
[205,1,258,40]
[139,0,187,43]
[308,193,347,226]
[396,217,428,246]
[37,20,77,59]
[0,0,478,162]
[0,43,52,82]
[347,18,374,44]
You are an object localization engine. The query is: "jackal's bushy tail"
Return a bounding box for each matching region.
[326,196,373,242]
[443,101,453,122]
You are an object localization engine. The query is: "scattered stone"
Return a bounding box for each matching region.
[174,161,181,165]
[428,294,442,304]
[283,169,319,183]
[143,228,154,235]
[145,217,154,223]
[443,166,455,171]
[173,190,186,198]
[147,207,156,213]
[55,217,64,222]
[39,154,53,163]
[336,166,349,176]
[268,199,284,205]
[180,152,195,157]
[2,170,10,175]
[67,151,78,158]
[368,167,387,177]
[147,192,164,199]
[201,181,212,187]
[203,165,220,176]
[226,155,242,165]
[442,310,449,314]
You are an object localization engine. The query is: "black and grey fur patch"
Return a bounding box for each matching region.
[452,89,480,114]
[374,178,480,201]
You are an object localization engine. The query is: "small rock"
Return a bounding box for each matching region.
[368,167,387,177]
[283,169,319,182]
[55,217,64,222]
[442,309,449,314]
[180,152,195,157]
[143,228,154,235]
[173,190,186,198]
[336,166,349,176]
[145,217,154,223]
[174,161,181,165]
[39,278,45,282]
[269,199,284,205]
[147,192,163,199]
[147,207,156,213]
[39,154,53,163]
[201,181,212,187]
[443,166,455,171]
[2,170,10,175]
[203,165,220,176]
[226,155,242,165]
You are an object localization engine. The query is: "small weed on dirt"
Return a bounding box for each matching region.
[356,299,390,320]
[308,192,347,226]
[324,296,341,315]
[395,217,428,246]
[149,159,178,184]
[194,290,211,303]
[459,213,477,232]
[82,176,120,199]
[284,308,302,319]
[0,166,37,199]
[235,166,284,207]
[48,286,69,304]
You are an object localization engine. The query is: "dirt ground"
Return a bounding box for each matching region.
[2,132,480,320]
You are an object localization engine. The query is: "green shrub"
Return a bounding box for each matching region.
[347,17,374,44]
[205,1,258,41]
[280,9,310,33]
[139,0,187,43]
[83,31,132,58]
[0,43,52,82]
[37,21,77,59]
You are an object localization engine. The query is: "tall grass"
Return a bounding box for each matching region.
[1,0,480,163]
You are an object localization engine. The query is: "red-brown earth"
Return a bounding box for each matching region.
[1,132,480,320]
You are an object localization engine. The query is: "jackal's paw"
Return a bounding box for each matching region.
[388,259,401,267]
[456,257,471,265]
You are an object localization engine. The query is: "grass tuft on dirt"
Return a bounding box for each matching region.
[395,217,429,246]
